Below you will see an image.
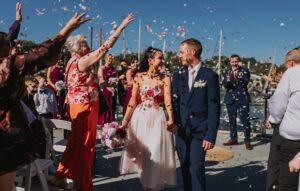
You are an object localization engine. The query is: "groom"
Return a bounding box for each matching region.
[172,38,220,191]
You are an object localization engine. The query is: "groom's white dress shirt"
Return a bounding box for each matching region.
[188,62,201,91]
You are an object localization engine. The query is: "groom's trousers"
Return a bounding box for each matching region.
[176,133,206,191]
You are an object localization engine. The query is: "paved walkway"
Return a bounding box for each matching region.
[27,129,272,191]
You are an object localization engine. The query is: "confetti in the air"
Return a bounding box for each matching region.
[35,8,46,16]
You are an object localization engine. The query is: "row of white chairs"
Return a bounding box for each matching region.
[14,119,72,191]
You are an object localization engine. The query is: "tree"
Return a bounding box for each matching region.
[61,46,71,66]
[18,40,71,66]
[18,40,37,54]
[98,51,286,77]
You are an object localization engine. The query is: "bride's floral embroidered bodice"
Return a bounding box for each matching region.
[139,84,163,108]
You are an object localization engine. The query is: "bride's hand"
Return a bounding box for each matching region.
[120,13,135,29]
[120,119,128,129]
[166,120,173,127]
[166,120,177,134]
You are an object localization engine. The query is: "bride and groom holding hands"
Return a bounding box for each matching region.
[120,38,220,191]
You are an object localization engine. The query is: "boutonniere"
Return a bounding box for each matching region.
[194,79,207,88]
[178,69,186,74]
[238,71,244,78]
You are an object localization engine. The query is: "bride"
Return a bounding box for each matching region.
[120,47,176,191]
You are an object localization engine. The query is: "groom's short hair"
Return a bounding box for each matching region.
[230,54,241,61]
[181,38,202,58]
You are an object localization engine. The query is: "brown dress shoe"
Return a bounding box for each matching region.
[223,140,238,146]
[245,141,253,150]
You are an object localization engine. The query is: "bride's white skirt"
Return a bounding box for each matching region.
[120,105,176,189]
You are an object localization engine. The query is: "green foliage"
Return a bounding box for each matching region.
[112,54,139,67]
[17,39,282,77]
[164,51,180,72]
[18,40,37,54]
[109,51,282,76]
[61,46,71,66]
[277,63,286,73]
[17,40,71,66]
[204,56,276,76]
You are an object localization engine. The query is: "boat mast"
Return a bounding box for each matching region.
[217,29,223,81]
[90,26,93,50]
[138,18,142,62]
[263,50,277,94]
[122,30,126,59]
[162,36,166,55]
[99,28,103,66]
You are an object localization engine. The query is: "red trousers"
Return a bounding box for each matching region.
[55,101,99,191]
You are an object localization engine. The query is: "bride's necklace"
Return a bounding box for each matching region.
[146,71,159,78]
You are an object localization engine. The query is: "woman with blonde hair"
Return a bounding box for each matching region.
[52,14,134,191]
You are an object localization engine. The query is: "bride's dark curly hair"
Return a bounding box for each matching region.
[138,46,162,73]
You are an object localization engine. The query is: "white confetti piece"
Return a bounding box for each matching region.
[35,8,46,16]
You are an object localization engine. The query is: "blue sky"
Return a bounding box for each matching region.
[0,0,299,64]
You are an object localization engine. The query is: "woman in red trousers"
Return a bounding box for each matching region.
[52,14,134,191]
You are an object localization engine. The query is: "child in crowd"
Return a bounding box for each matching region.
[21,76,47,159]
[34,73,60,119]
[23,76,39,116]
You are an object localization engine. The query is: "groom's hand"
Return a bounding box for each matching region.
[202,140,214,151]
[167,124,178,134]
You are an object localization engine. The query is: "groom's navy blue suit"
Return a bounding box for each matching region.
[172,65,220,191]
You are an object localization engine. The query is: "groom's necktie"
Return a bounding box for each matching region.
[188,69,195,91]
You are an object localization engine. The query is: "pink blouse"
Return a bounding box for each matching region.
[65,55,99,104]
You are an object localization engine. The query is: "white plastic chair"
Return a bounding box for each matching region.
[15,127,53,191]
[50,119,72,166]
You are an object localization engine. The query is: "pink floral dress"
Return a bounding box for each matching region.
[65,55,99,104]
